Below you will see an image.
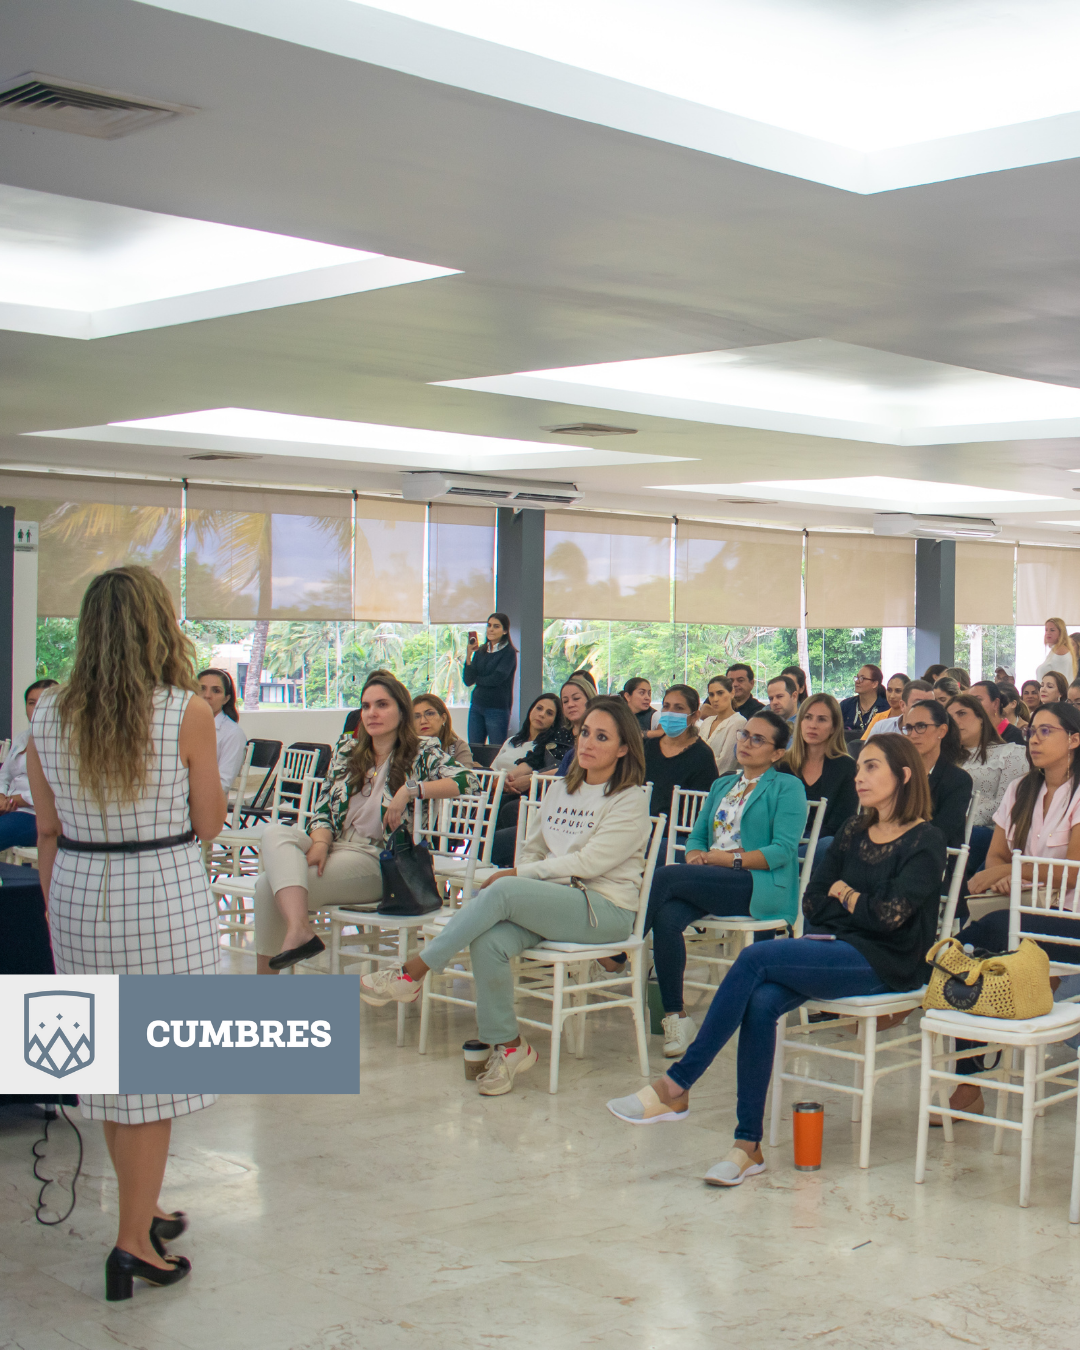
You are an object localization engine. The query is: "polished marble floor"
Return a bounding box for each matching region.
[3,946,1080,1350]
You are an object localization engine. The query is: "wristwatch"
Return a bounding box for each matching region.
[731,851,743,870]
[405,777,422,799]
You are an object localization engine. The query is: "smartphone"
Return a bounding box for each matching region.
[803,933,836,941]
[468,630,478,645]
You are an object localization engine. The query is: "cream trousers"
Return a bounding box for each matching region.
[254,822,383,956]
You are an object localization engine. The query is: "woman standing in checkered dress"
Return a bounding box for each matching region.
[27,566,226,1301]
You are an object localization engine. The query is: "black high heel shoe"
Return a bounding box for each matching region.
[105,1247,191,1301]
[150,1211,188,1258]
[269,935,325,970]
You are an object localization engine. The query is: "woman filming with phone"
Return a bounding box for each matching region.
[463,613,517,745]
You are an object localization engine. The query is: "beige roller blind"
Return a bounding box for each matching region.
[544,511,671,621]
[354,497,425,623]
[1016,545,1080,626]
[955,542,1015,624]
[805,533,915,628]
[428,502,495,623]
[675,520,801,626]
[0,474,181,617]
[185,486,351,620]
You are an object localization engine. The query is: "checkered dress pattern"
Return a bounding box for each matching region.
[33,686,218,1124]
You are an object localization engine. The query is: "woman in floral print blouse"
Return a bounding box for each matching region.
[254,670,476,972]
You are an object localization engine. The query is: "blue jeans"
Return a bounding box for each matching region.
[668,937,889,1142]
[646,864,768,1013]
[0,811,37,849]
[468,705,511,746]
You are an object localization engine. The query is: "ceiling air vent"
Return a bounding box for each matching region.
[0,73,196,139]
[543,422,637,437]
[401,471,581,506]
[873,512,1001,540]
[186,452,263,463]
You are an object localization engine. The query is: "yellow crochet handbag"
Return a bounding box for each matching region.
[923,937,1054,1019]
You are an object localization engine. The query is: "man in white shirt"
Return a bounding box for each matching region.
[766,675,799,726]
[867,678,934,738]
[0,679,58,850]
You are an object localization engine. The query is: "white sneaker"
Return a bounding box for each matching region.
[476,1041,538,1096]
[662,1013,696,1057]
[704,1147,766,1187]
[359,967,422,1006]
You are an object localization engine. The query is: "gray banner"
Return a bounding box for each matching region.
[118,975,360,1094]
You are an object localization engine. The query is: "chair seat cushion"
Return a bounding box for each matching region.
[921,1002,1080,1036]
[807,989,925,1013]
[214,827,265,845]
[328,907,433,928]
[529,936,645,954]
[210,878,257,898]
[689,916,788,932]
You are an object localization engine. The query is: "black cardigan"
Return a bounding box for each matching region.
[778,754,859,839]
[462,643,517,710]
[644,735,718,822]
[802,819,948,989]
[927,759,973,848]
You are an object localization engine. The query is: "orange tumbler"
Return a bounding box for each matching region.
[792,1101,823,1171]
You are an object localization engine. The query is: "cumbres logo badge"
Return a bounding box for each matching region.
[25,990,95,1077]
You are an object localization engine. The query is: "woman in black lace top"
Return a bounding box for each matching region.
[607,733,947,1190]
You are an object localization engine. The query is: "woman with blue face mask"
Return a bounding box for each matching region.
[642,685,719,823]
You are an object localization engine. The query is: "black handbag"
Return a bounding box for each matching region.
[376,829,443,915]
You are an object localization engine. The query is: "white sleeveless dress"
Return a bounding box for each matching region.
[33,686,218,1124]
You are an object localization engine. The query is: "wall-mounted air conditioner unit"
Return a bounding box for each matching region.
[873,513,1001,540]
[400,471,580,506]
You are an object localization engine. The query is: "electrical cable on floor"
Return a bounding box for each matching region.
[32,1104,83,1225]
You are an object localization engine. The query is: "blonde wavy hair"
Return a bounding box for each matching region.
[1046,617,1080,677]
[784,693,850,774]
[56,566,197,804]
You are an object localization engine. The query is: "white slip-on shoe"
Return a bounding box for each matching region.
[662,1012,696,1058]
[607,1084,689,1125]
[476,1041,538,1096]
[359,967,422,1007]
[704,1147,767,1187]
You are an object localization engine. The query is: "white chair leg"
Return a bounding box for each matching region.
[851,1022,865,1124]
[418,971,433,1054]
[549,963,566,1094]
[1036,1043,1047,1117]
[1019,1046,1037,1208]
[330,920,342,975]
[915,1027,932,1184]
[937,1036,955,1145]
[993,1048,1010,1155]
[630,953,650,1078]
[1071,1052,1080,1224]
[858,1018,878,1169]
[769,1015,786,1149]
[396,927,410,1048]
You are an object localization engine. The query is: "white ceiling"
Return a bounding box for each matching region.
[3,0,1080,548]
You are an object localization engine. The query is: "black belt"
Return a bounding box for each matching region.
[57,830,196,854]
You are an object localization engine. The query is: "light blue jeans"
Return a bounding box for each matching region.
[421,876,633,1044]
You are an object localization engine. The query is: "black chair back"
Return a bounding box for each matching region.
[469,743,500,769]
[244,739,283,815]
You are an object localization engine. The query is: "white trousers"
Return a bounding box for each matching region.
[254,823,383,956]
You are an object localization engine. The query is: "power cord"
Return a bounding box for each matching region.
[32,1104,83,1225]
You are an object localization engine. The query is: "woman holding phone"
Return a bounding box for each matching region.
[463,613,517,745]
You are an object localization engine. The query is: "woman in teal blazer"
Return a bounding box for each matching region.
[642,709,807,1058]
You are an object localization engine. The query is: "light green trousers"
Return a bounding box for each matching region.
[421,876,634,1045]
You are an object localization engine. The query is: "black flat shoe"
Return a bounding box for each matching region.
[105,1247,191,1301]
[150,1211,187,1258]
[269,935,325,971]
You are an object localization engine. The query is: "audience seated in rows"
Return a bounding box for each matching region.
[922,663,947,682]
[642,684,718,821]
[359,697,651,1096]
[766,674,799,725]
[621,677,655,733]
[946,692,1028,877]
[943,666,971,689]
[0,679,58,851]
[861,671,907,737]
[726,663,764,719]
[254,670,476,973]
[780,665,809,704]
[607,733,946,1188]
[934,676,961,703]
[867,678,935,738]
[970,679,1026,745]
[1041,670,1070,704]
[1021,679,1043,714]
[777,692,858,856]
[840,664,889,735]
[900,698,972,847]
[413,693,476,768]
[696,676,745,775]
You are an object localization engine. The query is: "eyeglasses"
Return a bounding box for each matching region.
[735,729,773,748]
[853,674,872,683]
[1030,724,1068,742]
[901,721,936,736]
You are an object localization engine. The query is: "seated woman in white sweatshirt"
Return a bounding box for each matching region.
[359,695,650,1096]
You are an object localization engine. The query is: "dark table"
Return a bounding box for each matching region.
[0,862,54,975]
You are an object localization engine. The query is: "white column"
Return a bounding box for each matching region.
[1015,626,1046,685]
[879,627,908,678]
[12,545,38,735]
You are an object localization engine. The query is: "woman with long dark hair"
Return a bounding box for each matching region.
[490,693,570,784]
[27,566,226,1300]
[253,670,475,972]
[463,612,517,745]
[900,697,972,847]
[197,667,248,789]
[622,677,655,733]
[607,734,945,1187]
[360,698,650,1096]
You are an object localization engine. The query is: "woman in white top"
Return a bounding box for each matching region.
[27,567,226,1301]
[412,693,475,768]
[197,668,247,790]
[697,676,746,775]
[359,697,650,1096]
[1036,617,1079,684]
[947,694,1028,828]
[0,679,58,850]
